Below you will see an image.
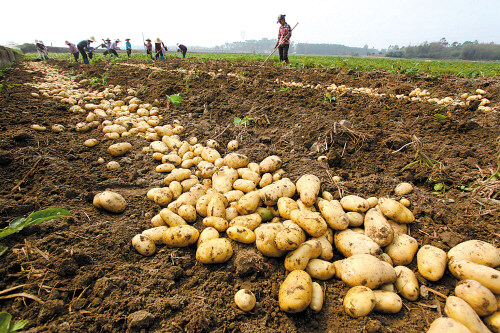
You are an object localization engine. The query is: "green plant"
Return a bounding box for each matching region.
[458,185,473,192]
[233,116,256,126]
[0,312,28,332]
[90,73,108,87]
[324,92,336,102]
[166,93,183,108]
[279,87,292,92]
[0,84,21,93]
[0,207,70,256]
[433,182,450,194]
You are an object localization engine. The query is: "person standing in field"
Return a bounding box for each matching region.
[102,38,111,56]
[176,43,187,58]
[34,40,49,60]
[154,38,167,60]
[125,38,132,58]
[65,41,79,62]
[77,36,96,64]
[144,38,153,58]
[109,39,121,57]
[276,14,292,65]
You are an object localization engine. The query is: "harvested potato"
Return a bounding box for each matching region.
[340,195,370,213]
[227,140,239,151]
[346,211,365,227]
[296,174,321,207]
[162,225,199,247]
[169,181,183,199]
[310,234,333,260]
[93,190,127,213]
[317,198,349,230]
[233,179,257,193]
[275,221,306,251]
[223,153,249,168]
[163,168,192,185]
[427,317,475,333]
[151,214,166,227]
[197,227,219,247]
[384,234,418,266]
[108,142,132,156]
[394,266,419,301]
[306,259,336,280]
[254,222,286,257]
[229,213,262,231]
[241,170,261,184]
[484,312,500,333]
[236,191,261,215]
[448,240,500,267]
[378,198,414,223]
[177,205,197,223]
[399,198,411,207]
[234,289,256,311]
[259,173,273,188]
[343,286,376,318]
[142,226,169,245]
[225,206,239,221]
[366,197,378,208]
[255,207,273,222]
[310,282,323,312]
[259,178,296,206]
[201,147,221,163]
[226,226,256,244]
[279,270,313,313]
[132,234,156,256]
[207,194,227,218]
[388,219,407,235]
[417,245,447,282]
[334,229,382,257]
[196,238,233,264]
[444,296,491,333]
[455,279,498,317]
[260,155,282,173]
[394,182,413,196]
[196,192,217,217]
[106,161,120,170]
[225,190,245,203]
[364,207,394,247]
[277,197,299,220]
[336,254,397,289]
[159,208,187,227]
[147,187,173,206]
[203,216,229,232]
[284,240,322,271]
[322,191,334,201]
[449,260,500,294]
[290,209,327,237]
[84,139,98,147]
[373,290,402,314]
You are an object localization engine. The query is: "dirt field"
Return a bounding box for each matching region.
[0,57,499,333]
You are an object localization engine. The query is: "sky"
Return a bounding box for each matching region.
[2,0,500,51]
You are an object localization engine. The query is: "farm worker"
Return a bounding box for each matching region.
[276,14,292,65]
[154,38,167,60]
[102,38,111,56]
[34,40,49,60]
[109,39,121,57]
[176,43,187,58]
[65,41,79,61]
[77,36,96,64]
[125,38,132,58]
[144,38,153,58]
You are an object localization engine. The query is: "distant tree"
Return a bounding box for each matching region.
[439,37,448,47]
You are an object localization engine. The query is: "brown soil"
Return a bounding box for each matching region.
[0,57,499,333]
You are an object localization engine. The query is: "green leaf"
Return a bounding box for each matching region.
[434,183,443,191]
[166,94,184,108]
[233,117,242,125]
[435,114,447,120]
[0,246,7,257]
[10,319,29,331]
[0,208,70,240]
[0,312,12,333]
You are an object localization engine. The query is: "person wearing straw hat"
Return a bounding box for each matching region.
[144,38,153,58]
[176,43,187,58]
[125,38,132,58]
[77,36,96,64]
[154,38,167,60]
[275,14,292,65]
[102,38,111,56]
[109,39,121,57]
[65,41,79,62]
[34,40,49,60]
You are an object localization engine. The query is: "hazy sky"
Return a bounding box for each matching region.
[3,0,500,50]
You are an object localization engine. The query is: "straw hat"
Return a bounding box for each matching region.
[115,39,121,43]
[145,38,151,42]
[34,39,39,43]
[65,40,70,45]
[155,38,162,43]
[89,36,96,42]
[105,38,111,41]
[125,38,130,41]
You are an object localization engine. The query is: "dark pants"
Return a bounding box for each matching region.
[73,52,79,61]
[279,44,289,62]
[77,46,91,64]
[127,50,131,58]
[109,49,118,57]
[182,49,187,58]
[103,50,109,56]
[155,50,164,60]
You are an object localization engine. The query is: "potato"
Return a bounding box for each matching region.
[201,147,221,163]
[394,266,419,301]
[384,234,418,266]
[255,207,273,222]
[343,286,376,318]
[400,198,411,207]
[196,192,217,217]
[450,259,500,295]
[444,296,492,333]
[229,213,262,231]
[162,225,199,247]
[275,221,306,251]
[197,227,219,247]
[279,270,313,313]
[212,166,239,193]
[284,240,322,271]
[159,208,187,227]
[107,142,132,156]
[84,138,98,147]
[306,259,336,280]
[417,245,448,281]
[427,317,475,333]
[223,153,249,168]
[366,197,378,208]
[242,170,260,184]
[259,173,273,188]
[448,240,500,267]
[388,219,407,235]
[260,155,282,173]
[340,195,370,213]
[277,197,299,220]
[297,199,316,211]
[317,198,349,231]
[203,216,229,232]
[373,290,402,314]
[233,179,257,193]
[336,254,397,289]
[169,181,183,199]
[225,207,239,221]
[151,213,166,227]
[196,238,233,264]
[142,226,169,245]
[226,226,256,244]
[364,207,394,247]
[290,209,327,237]
[234,289,256,311]
[310,282,324,312]
[322,191,334,201]
[296,174,321,206]
[378,197,414,223]
[177,205,197,223]
[147,187,173,206]
[259,178,296,206]
[197,161,218,179]
[236,191,261,215]
[309,234,333,260]
[227,140,239,151]
[334,229,382,257]
[455,279,498,317]
[394,182,413,196]
[254,222,287,257]
[93,190,127,213]
[163,169,192,185]
[224,190,245,203]
[484,312,500,333]
[132,234,156,256]
[346,211,365,227]
[207,194,227,219]
[106,161,120,170]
